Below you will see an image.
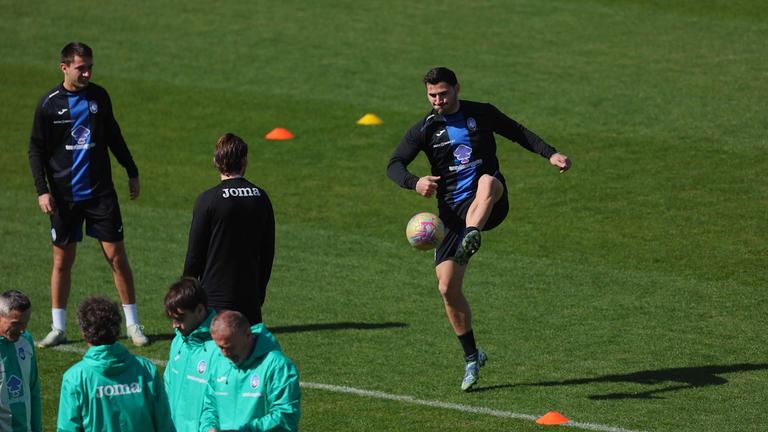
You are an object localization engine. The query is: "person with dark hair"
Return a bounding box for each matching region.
[200,311,300,432]
[29,41,149,348]
[0,290,41,432]
[57,297,174,432]
[387,67,571,391]
[164,277,218,432]
[183,133,275,325]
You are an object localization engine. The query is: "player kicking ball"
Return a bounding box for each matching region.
[387,67,571,391]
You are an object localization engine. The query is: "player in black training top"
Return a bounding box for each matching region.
[28,42,149,348]
[387,67,571,391]
[183,133,275,325]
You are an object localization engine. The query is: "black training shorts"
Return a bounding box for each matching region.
[434,181,509,266]
[49,192,125,245]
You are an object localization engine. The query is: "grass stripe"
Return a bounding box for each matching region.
[53,344,645,432]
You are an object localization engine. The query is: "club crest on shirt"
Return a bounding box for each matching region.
[197,360,207,374]
[89,100,99,113]
[18,346,26,361]
[454,145,473,164]
[250,374,260,389]
[7,375,23,399]
[466,117,477,132]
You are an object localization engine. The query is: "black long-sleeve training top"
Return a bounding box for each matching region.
[387,100,557,206]
[29,82,138,202]
[183,177,275,324]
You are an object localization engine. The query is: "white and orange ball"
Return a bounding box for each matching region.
[405,212,445,251]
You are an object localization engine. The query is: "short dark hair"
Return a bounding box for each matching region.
[164,277,207,318]
[423,67,458,86]
[210,310,250,336]
[214,133,248,175]
[61,42,93,65]
[0,290,31,316]
[77,296,121,346]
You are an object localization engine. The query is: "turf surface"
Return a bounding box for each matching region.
[1,1,766,430]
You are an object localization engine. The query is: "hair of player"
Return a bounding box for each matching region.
[210,310,250,336]
[423,67,458,87]
[0,290,31,317]
[77,296,122,346]
[61,42,93,65]
[214,132,248,176]
[164,277,208,319]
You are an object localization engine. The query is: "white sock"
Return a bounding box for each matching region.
[52,308,67,331]
[122,304,139,327]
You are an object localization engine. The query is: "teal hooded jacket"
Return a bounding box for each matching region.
[199,324,300,432]
[57,342,175,432]
[165,308,218,432]
[0,332,41,432]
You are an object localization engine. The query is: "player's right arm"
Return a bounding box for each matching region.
[56,371,84,432]
[183,193,212,279]
[29,97,53,213]
[387,122,426,190]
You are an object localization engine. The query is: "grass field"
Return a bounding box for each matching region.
[1,1,767,430]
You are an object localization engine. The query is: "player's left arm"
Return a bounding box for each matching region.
[489,104,571,172]
[102,90,140,195]
[29,340,42,432]
[243,359,301,432]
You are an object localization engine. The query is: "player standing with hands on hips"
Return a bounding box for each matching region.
[387,67,571,391]
[28,42,149,348]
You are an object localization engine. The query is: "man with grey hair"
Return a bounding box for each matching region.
[0,290,41,432]
[200,310,300,431]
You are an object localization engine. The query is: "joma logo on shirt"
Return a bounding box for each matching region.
[96,382,142,398]
[222,187,261,198]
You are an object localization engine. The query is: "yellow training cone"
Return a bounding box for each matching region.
[357,113,383,125]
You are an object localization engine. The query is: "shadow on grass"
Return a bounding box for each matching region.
[270,322,408,334]
[517,363,768,399]
[146,321,408,340]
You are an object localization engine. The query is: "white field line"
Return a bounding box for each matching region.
[52,345,645,432]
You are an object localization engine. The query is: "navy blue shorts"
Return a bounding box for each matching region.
[434,182,509,266]
[49,192,125,245]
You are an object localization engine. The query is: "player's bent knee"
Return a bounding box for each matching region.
[477,175,503,200]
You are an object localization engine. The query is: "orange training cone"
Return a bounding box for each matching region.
[356,113,383,125]
[536,411,570,425]
[265,127,294,140]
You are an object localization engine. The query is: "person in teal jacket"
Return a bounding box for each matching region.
[0,290,41,432]
[57,296,174,432]
[199,311,300,432]
[164,277,219,432]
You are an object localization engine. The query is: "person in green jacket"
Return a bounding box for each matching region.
[199,311,300,432]
[57,296,174,432]
[0,290,41,432]
[164,277,218,432]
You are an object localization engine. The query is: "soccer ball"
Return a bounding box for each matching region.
[405,212,445,251]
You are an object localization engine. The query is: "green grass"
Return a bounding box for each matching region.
[1,0,767,431]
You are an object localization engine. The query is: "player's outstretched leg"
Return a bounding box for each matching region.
[461,348,487,391]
